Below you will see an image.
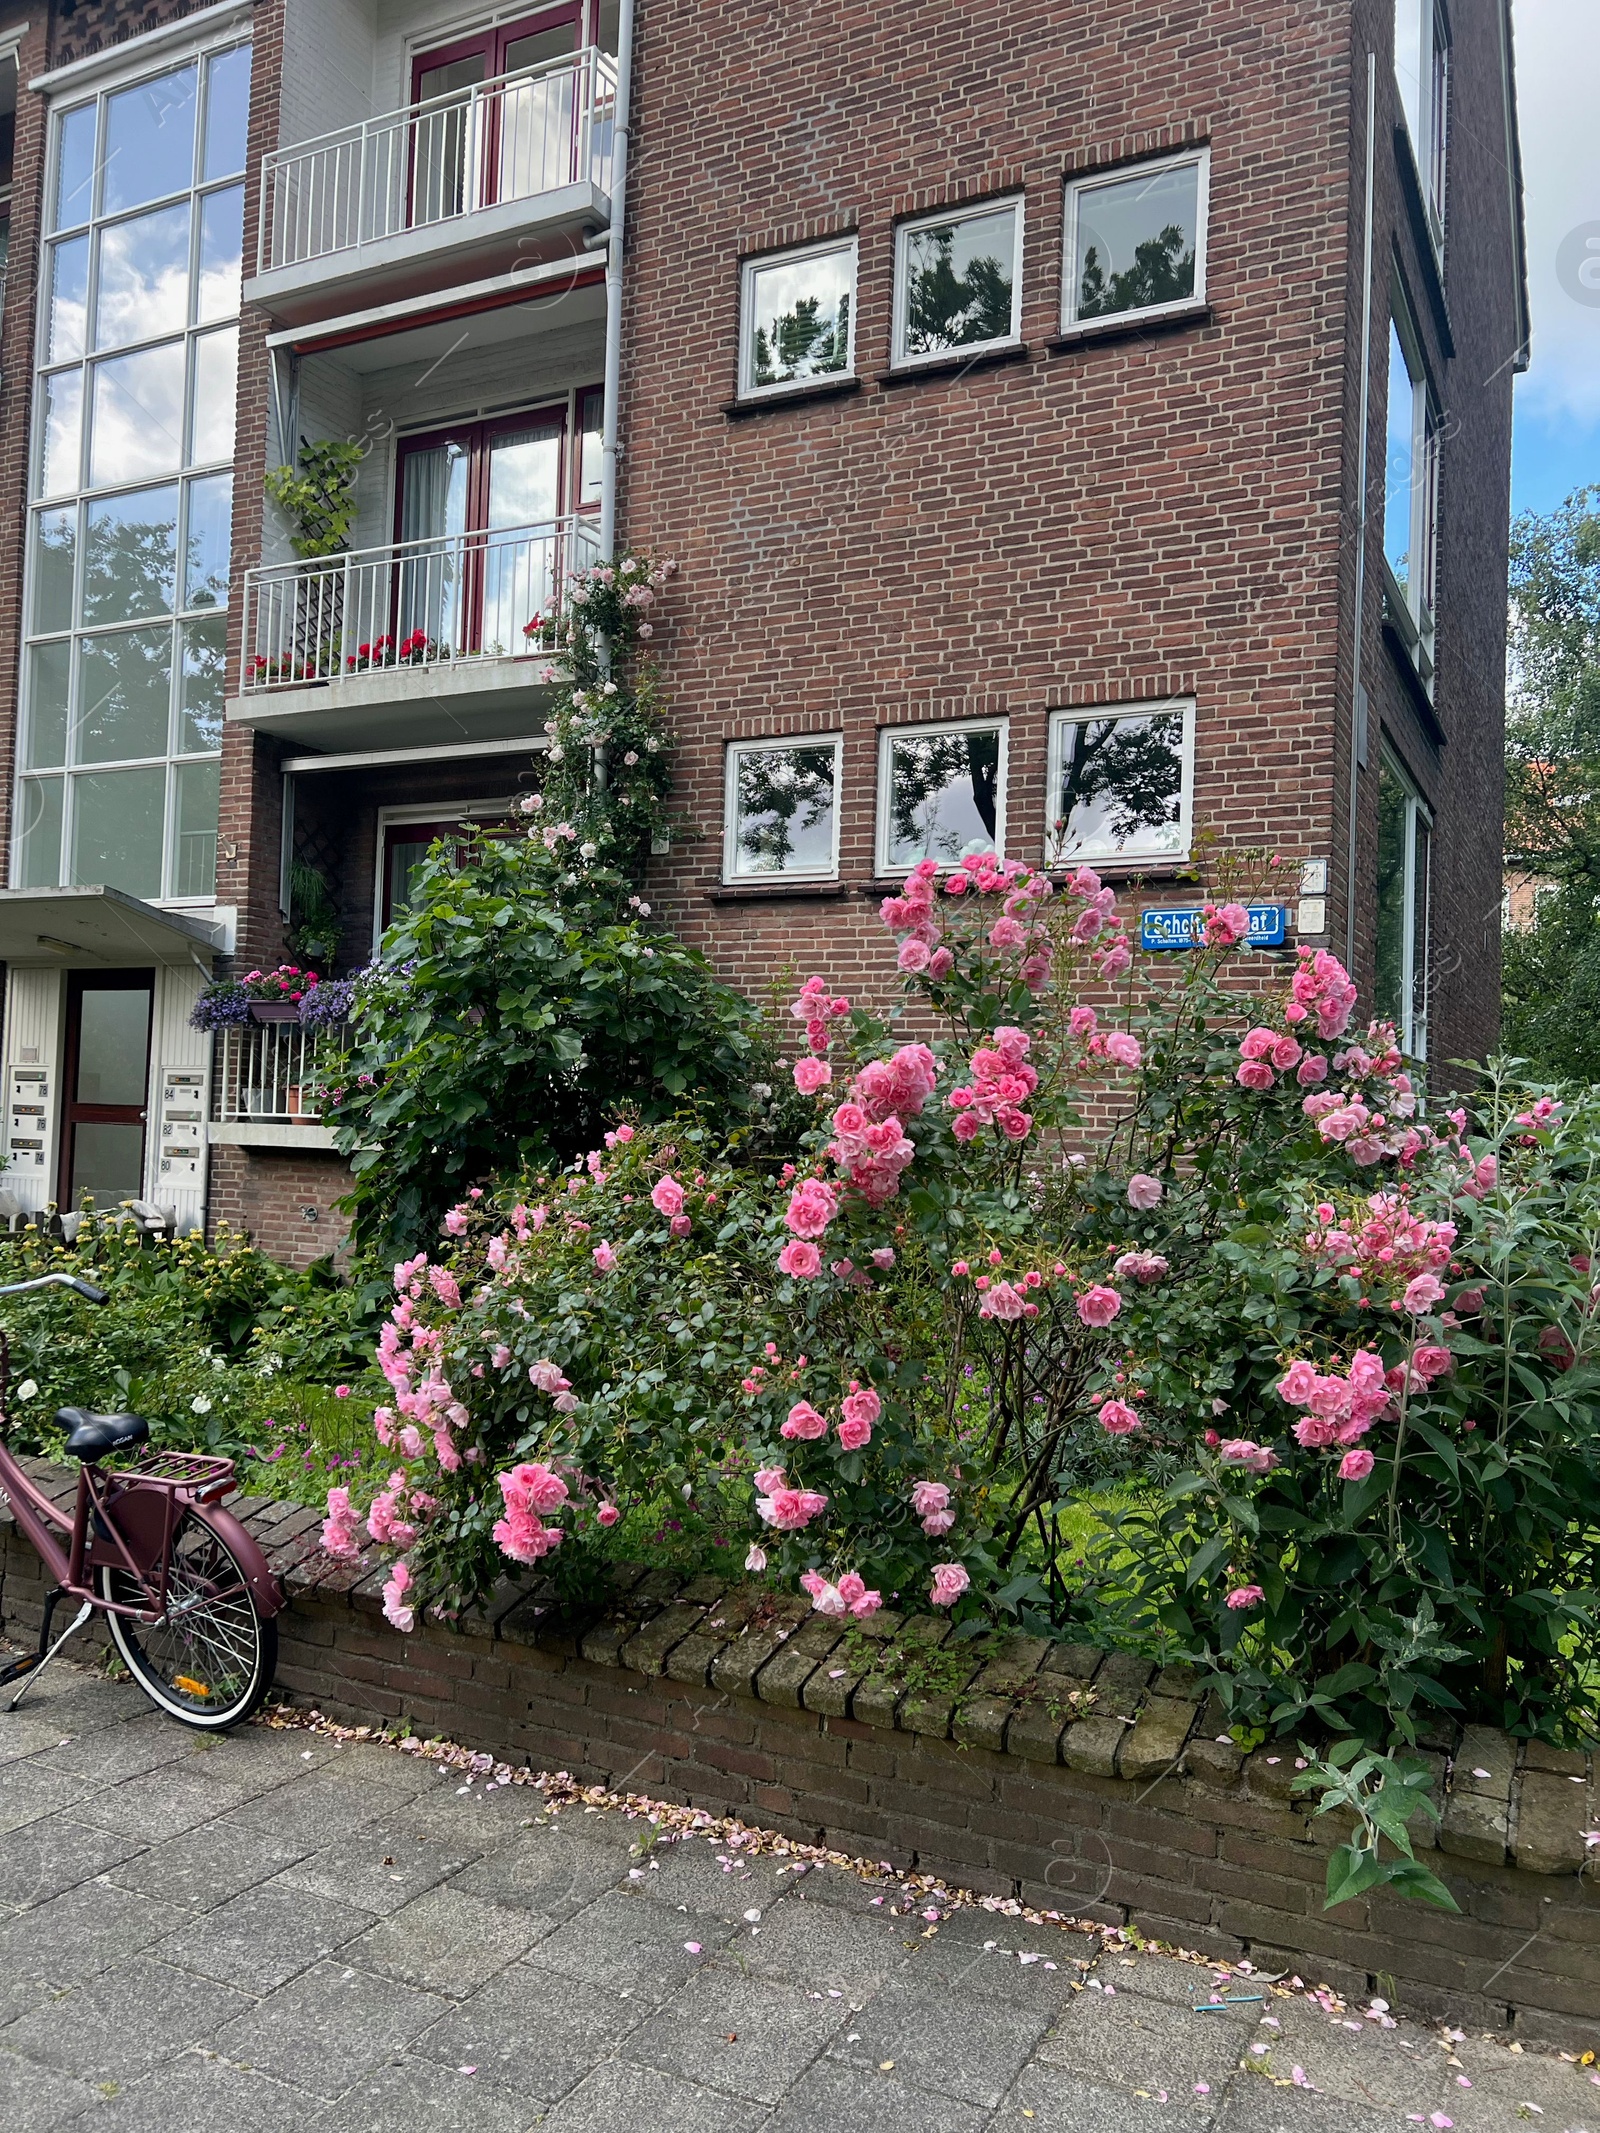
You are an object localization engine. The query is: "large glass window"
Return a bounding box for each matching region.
[20,40,249,905]
[1375,751,1432,1059]
[1395,0,1449,249]
[877,721,1006,875]
[1046,700,1193,868]
[892,200,1022,368]
[739,239,856,400]
[1383,294,1440,689]
[723,737,842,882]
[1063,151,1209,331]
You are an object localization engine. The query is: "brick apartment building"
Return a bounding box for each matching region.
[0,0,1528,1262]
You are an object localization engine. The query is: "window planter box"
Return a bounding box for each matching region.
[248,1002,303,1025]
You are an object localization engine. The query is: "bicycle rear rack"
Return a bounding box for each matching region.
[120,1451,237,1504]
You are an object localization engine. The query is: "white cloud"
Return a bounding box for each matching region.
[1512,0,1600,424]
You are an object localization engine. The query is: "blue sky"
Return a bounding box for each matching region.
[1509,0,1600,518]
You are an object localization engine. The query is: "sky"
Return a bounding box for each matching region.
[1508,0,1600,519]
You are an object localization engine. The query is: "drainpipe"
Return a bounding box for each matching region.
[598,0,634,567]
[1345,51,1378,969]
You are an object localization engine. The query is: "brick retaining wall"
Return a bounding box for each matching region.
[1,1461,1595,2051]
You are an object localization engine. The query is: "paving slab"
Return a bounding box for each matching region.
[0,2043,101,2133]
[1005,2058,1220,2128]
[212,1959,452,2099]
[765,2054,995,2132]
[54,2050,310,2133]
[412,1963,650,2101]
[0,1763,93,1836]
[274,1819,481,1915]
[0,1879,187,1984]
[0,1958,255,2083]
[0,1812,146,1906]
[538,2056,768,2133]
[450,1818,634,1921]
[347,1882,544,1996]
[104,1817,312,1911]
[623,1962,848,2102]
[150,1877,377,1993]
[829,1975,1057,2109]
[524,1886,738,1997]
[304,2053,536,2133]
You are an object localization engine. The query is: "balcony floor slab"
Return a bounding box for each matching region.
[227,657,564,751]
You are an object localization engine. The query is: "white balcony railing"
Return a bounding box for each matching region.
[257,48,618,276]
[213,1023,338,1126]
[240,516,600,692]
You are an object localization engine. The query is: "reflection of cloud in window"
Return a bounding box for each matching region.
[91,342,185,484]
[887,730,1001,866]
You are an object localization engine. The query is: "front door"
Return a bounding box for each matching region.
[60,972,154,1212]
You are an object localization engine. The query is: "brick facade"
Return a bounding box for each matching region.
[206,1141,351,1266]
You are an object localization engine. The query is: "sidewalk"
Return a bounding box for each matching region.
[0,1659,1595,2132]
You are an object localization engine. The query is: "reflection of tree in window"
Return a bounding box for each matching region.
[889,731,1000,863]
[753,291,849,386]
[904,226,1012,354]
[1374,764,1408,1026]
[735,746,836,872]
[83,506,178,624]
[1078,224,1194,319]
[1053,712,1183,857]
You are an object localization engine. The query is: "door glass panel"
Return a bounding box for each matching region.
[48,235,90,360]
[399,440,472,648]
[84,486,180,624]
[91,341,185,484]
[484,424,562,649]
[95,201,191,350]
[385,825,458,925]
[76,988,152,1104]
[103,65,198,214]
[69,1123,147,1208]
[71,767,166,894]
[414,55,487,225]
[174,759,219,897]
[179,617,227,751]
[26,644,72,768]
[79,627,173,762]
[500,30,578,198]
[578,388,603,507]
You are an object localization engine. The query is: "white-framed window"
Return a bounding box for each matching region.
[738,237,857,400]
[16,39,250,906]
[1395,0,1449,250]
[876,718,1007,876]
[1061,148,1210,333]
[1375,749,1432,1059]
[1382,291,1440,688]
[1045,698,1194,869]
[723,735,842,883]
[891,197,1023,369]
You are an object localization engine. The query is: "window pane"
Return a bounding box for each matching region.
[578,388,603,507]
[69,1122,147,1209]
[95,201,191,351]
[173,758,219,897]
[103,65,197,214]
[1411,816,1432,1053]
[901,205,1017,357]
[197,184,244,322]
[32,507,79,634]
[48,235,90,360]
[26,643,72,769]
[71,766,167,896]
[179,616,227,751]
[1395,0,1424,148]
[91,340,186,483]
[1072,161,1200,322]
[1384,324,1415,607]
[40,370,84,498]
[745,247,853,390]
[75,987,152,1105]
[732,745,838,875]
[54,104,98,231]
[202,46,252,183]
[78,626,173,762]
[84,485,180,623]
[885,728,1002,869]
[1051,710,1185,864]
[17,777,64,887]
[189,328,238,465]
[1374,762,1408,1031]
[184,472,233,608]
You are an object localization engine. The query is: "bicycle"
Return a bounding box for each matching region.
[0,1272,283,1728]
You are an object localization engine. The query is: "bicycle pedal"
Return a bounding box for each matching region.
[0,1654,40,1689]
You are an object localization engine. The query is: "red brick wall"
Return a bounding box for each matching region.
[207,1140,352,1266]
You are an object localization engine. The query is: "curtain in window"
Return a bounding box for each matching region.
[398,442,470,651]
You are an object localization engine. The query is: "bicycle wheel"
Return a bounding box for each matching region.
[96,1505,277,1729]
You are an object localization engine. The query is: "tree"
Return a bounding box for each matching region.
[1501,486,1600,1079]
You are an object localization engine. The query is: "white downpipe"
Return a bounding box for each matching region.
[598,0,634,567]
[1345,52,1378,968]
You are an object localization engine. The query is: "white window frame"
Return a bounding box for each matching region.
[722,733,843,885]
[737,235,858,403]
[1395,0,1449,255]
[1060,147,1211,335]
[1382,289,1440,693]
[874,716,1008,879]
[890,195,1024,371]
[1376,748,1432,1060]
[1044,697,1195,870]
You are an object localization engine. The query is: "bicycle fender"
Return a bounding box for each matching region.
[196,1502,287,1619]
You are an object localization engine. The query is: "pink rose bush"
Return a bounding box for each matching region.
[320,856,1600,1747]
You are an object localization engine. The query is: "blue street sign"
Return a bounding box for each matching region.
[1139,904,1290,952]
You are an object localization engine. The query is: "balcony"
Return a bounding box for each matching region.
[247,48,617,325]
[228,516,599,750]
[209,1022,341,1153]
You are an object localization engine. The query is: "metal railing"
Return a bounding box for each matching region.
[240,515,600,692]
[213,1023,339,1126]
[258,47,618,275]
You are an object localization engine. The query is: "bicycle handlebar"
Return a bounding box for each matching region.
[0,1273,108,1304]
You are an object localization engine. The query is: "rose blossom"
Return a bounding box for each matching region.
[1098,1398,1141,1434]
[651,1175,686,1219]
[1126,1174,1163,1211]
[1225,1584,1265,1610]
[1412,1344,1453,1379]
[592,1241,618,1273]
[793,1057,833,1095]
[777,1239,822,1279]
[1403,1273,1446,1314]
[929,1562,971,1607]
[835,1571,883,1617]
[745,1543,768,1572]
[785,1178,839,1238]
[781,1399,830,1441]
[1338,1448,1376,1482]
[1104,1031,1142,1070]
[1076,1284,1123,1328]
[1113,1250,1169,1284]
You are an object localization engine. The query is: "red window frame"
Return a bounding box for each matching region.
[410,5,586,217]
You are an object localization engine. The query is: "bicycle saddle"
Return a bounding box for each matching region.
[56,1408,150,1460]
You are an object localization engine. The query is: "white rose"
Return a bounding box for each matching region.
[16,1379,37,1401]
[191,1394,212,1415]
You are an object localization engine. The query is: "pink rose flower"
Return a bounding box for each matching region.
[1104,1030,1142,1070]
[781,1400,830,1441]
[897,939,931,973]
[1236,1062,1276,1092]
[1113,1250,1169,1284]
[929,1562,971,1608]
[1296,1054,1330,1086]
[596,1502,621,1527]
[785,1178,839,1238]
[1098,1398,1141,1434]
[1404,1273,1446,1314]
[1076,1284,1124,1328]
[1126,1173,1163,1211]
[1225,1584,1265,1610]
[1338,1448,1376,1481]
[1277,1359,1319,1406]
[793,1057,833,1095]
[745,1543,768,1572]
[1412,1344,1452,1379]
[651,1175,686,1219]
[912,1481,951,1520]
[836,1571,883,1618]
[670,1213,693,1238]
[777,1239,822,1279]
[382,1561,415,1633]
[928,948,955,979]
